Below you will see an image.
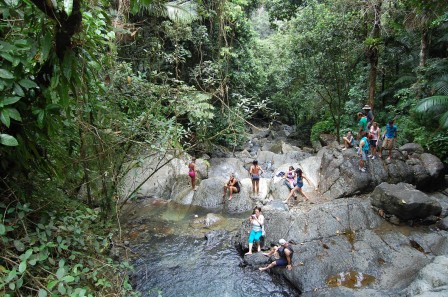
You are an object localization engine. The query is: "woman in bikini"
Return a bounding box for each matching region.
[223,173,240,201]
[249,160,263,196]
[188,157,197,191]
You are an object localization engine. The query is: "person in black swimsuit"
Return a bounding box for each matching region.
[223,173,240,201]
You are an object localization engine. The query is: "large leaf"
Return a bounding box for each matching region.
[18,79,38,89]
[416,96,448,113]
[0,69,14,79]
[6,107,22,121]
[2,96,21,106]
[0,134,19,146]
[0,110,11,127]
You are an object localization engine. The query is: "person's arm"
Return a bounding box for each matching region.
[303,174,311,185]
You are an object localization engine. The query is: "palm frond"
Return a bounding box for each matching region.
[432,75,448,96]
[440,111,448,129]
[165,1,199,24]
[415,96,448,112]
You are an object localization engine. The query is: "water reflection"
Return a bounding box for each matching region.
[122,199,300,297]
[326,271,375,288]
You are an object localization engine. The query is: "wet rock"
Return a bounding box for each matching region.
[403,256,448,297]
[371,182,442,220]
[436,217,448,231]
[399,143,424,154]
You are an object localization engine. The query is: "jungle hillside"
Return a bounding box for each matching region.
[1,0,447,295]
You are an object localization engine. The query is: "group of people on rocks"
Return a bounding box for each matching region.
[188,158,302,272]
[343,105,398,172]
[245,206,294,272]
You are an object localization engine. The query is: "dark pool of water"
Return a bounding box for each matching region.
[122,199,300,297]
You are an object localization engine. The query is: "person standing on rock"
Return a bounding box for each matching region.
[357,112,368,140]
[245,206,265,255]
[369,122,381,159]
[284,168,312,204]
[188,157,197,191]
[358,131,370,172]
[259,239,294,271]
[363,105,374,129]
[249,160,263,196]
[380,120,398,160]
[223,173,240,201]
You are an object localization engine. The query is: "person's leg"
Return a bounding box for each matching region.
[284,187,297,203]
[255,180,260,194]
[229,186,234,200]
[246,231,255,255]
[259,261,277,271]
[298,187,310,201]
[223,185,227,198]
[191,176,196,190]
[252,179,255,193]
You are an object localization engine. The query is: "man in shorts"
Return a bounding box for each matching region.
[259,239,294,271]
[380,120,397,160]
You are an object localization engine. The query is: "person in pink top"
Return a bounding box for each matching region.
[188,157,197,190]
[369,122,381,159]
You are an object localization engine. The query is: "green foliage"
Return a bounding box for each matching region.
[310,119,334,142]
[0,202,137,297]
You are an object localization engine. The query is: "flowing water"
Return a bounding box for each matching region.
[121,199,300,297]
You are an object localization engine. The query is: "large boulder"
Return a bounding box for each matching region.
[208,158,248,180]
[419,153,445,190]
[235,198,448,295]
[188,177,255,213]
[371,182,442,221]
[318,147,445,199]
[121,154,186,200]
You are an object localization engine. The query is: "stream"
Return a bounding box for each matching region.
[121,198,300,297]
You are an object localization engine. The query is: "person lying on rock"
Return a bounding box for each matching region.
[259,239,293,271]
[223,173,240,201]
[245,206,265,255]
[283,169,312,204]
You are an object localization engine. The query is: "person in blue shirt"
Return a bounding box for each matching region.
[358,131,370,172]
[380,120,398,160]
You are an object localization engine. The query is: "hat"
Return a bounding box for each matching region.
[362,105,371,110]
[279,239,287,245]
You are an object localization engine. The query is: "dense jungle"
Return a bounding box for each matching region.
[1,0,448,296]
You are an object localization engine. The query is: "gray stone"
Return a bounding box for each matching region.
[399,143,424,154]
[371,182,442,220]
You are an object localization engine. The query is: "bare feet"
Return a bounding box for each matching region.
[245,252,252,255]
[282,200,288,204]
[259,267,267,271]
[228,196,232,201]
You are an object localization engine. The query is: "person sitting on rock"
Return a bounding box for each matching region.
[342,131,355,150]
[284,168,312,204]
[259,239,294,271]
[283,166,296,190]
[223,173,240,201]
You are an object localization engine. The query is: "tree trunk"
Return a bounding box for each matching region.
[419,30,428,68]
[367,0,382,109]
